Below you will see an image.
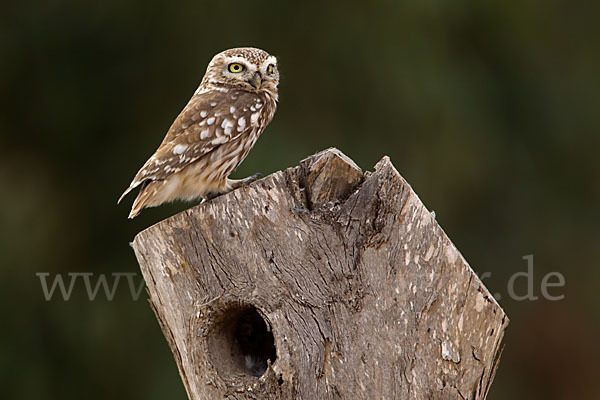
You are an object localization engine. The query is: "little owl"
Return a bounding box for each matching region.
[118,47,279,218]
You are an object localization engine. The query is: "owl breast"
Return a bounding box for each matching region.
[206,90,275,176]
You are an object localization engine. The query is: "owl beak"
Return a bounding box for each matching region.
[248,72,262,89]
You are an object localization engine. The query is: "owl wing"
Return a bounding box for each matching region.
[118,89,262,203]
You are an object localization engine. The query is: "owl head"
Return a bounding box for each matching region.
[201,47,279,97]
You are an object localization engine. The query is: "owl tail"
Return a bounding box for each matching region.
[128,200,144,219]
[117,185,135,205]
[126,181,156,219]
[128,191,149,219]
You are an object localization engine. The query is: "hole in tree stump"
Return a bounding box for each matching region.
[207,304,276,378]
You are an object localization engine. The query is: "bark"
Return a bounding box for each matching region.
[132,148,508,400]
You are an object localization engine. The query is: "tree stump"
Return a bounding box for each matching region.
[131,148,508,399]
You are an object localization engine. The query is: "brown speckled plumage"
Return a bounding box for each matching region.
[118,47,279,218]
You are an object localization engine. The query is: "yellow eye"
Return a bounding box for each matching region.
[267,64,275,74]
[228,63,245,73]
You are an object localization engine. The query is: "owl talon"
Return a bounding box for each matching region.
[243,172,263,184]
[203,173,263,201]
[227,173,263,192]
[238,172,263,187]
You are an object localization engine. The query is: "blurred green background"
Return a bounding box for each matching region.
[1,0,598,398]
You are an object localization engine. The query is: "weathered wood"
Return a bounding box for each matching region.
[132,148,508,400]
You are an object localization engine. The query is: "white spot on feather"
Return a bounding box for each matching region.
[250,112,260,126]
[211,136,228,145]
[172,144,188,155]
[221,118,232,129]
[207,117,215,125]
[230,106,236,113]
[200,111,207,118]
[200,129,209,139]
[221,119,234,135]
[237,117,246,131]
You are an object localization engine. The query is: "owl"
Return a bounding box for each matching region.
[118,47,279,218]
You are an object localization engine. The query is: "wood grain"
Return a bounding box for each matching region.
[132,148,508,399]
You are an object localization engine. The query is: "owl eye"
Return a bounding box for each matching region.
[267,64,275,74]
[228,63,245,73]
